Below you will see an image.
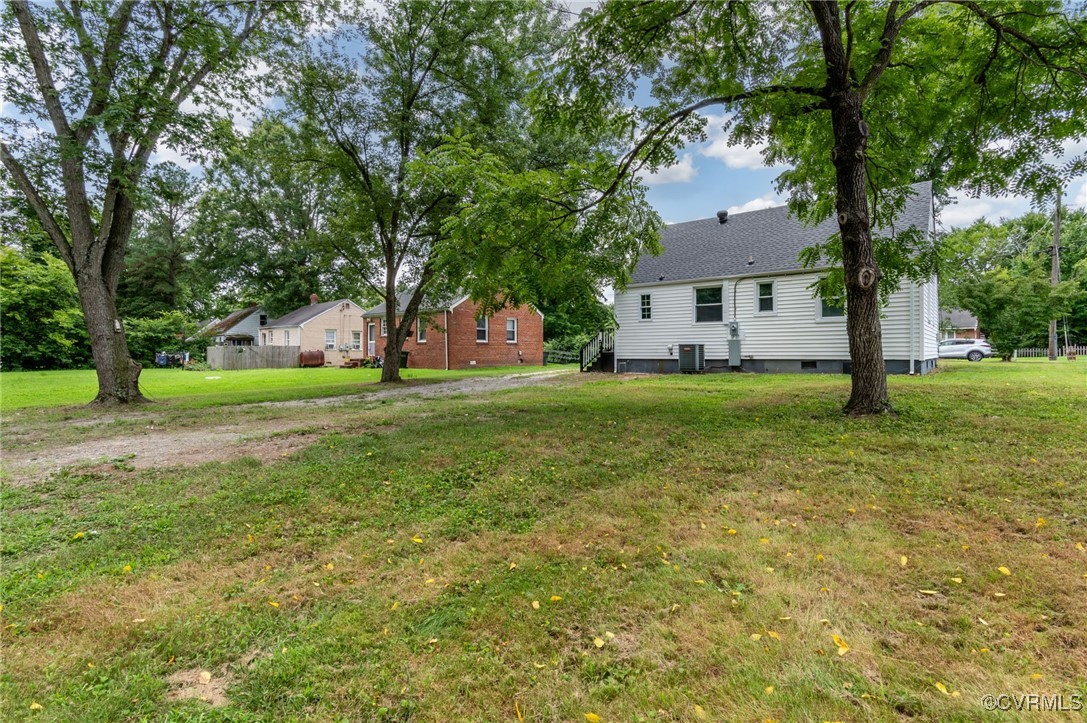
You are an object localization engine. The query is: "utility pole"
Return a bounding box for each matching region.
[1048,190,1061,361]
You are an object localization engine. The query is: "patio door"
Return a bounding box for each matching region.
[367,323,376,356]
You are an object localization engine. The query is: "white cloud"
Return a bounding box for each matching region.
[939,193,1031,229]
[149,144,202,171]
[698,113,785,170]
[1074,180,1087,208]
[727,194,783,215]
[638,153,698,186]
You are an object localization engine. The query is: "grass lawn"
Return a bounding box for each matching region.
[0,364,568,412]
[1,359,1085,721]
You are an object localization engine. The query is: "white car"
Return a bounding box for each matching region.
[938,338,992,362]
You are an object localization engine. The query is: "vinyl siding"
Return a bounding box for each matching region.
[615,272,936,361]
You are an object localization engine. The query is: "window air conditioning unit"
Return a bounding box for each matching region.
[678,343,705,373]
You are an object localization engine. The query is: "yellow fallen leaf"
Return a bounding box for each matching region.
[767,631,781,640]
[759,538,770,544]
[412,536,423,544]
[726,529,738,535]
[199,670,212,684]
[324,563,334,570]
[132,618,146,623]
[30,702,43,710]
[531,600,540,610]
[815,554,825,562]
[122,565,132,573]
[900,555,908,567]
[605,631,615,639]
[268,600,279,608]
[516,700,524,722]
[1030,673,1043,680]
[390,601,398,611]
[950,577,962,584]
[978,617,989,626]
[919,590,939,595]
[1076,543,1084,551]
[934,681,949,696]
[72,531,85,540]
[750,633,762,641]
[1036,517,1046,527]
[247,534,254,544]
[425,578,435,585]
[764,685,775,695]
[584,714,601,723]
[593,637,605,648]
[832,634,850,656]
[550,595,562,602]
[693,704,707,719]
[997,566,1011,576]
[699,520,706,529]
[509,562,517,570]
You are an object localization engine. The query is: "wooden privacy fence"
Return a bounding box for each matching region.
[1013,345,1087,359]
[207,346,301,370]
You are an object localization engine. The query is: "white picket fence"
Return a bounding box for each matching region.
[1013,345,1087,359]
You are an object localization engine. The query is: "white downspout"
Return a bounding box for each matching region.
[908,282,917,375]
[444,310,449,370]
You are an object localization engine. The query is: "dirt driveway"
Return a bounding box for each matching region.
[2,369,589,484]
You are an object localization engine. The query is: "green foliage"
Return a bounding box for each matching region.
[0,247,91,370]
[944,208,1087,356]
[117,164,201,319]
[122,312,201,366]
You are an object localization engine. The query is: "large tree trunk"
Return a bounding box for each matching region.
[812,0,891,415]
[380,273,403,383]
[830,96,891,414]
[76,270,146,405]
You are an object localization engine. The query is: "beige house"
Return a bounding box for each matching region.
[262,295,368,366]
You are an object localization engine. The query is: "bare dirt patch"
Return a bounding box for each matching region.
[165,668,230,707]
[0,370,595,485]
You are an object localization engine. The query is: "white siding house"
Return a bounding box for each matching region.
[614,182,939,374]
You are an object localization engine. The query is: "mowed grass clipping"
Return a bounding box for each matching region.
[1,360,1085,721]
[0,364,563,411]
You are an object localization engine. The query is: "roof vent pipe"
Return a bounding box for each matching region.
[716,210,729,224]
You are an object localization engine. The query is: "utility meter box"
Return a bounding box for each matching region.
[727,320,742,366]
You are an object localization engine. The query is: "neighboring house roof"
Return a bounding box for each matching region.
[264,299,359,328]
[942,309,979,328]
[363,292,465,318]
[192,305,262,339]
[630,181,932,284]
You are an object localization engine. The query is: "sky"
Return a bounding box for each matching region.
[638,123,1087,232]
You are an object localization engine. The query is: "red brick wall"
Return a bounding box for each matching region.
[372,299,544,369]
[446,299,543,369]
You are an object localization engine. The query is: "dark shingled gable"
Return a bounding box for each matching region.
[631,182,932,284]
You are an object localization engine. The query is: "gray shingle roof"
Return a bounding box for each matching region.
[193,305,261,338]
[265,300,348,328]
[942,309,978,328]
[631,182,932,284]
[362,291,462,317]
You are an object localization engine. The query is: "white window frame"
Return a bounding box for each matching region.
[476,316,489,343]
[693,285,724,323]
[506,318,517,343]
[351,330,362,350]
[754,280,777,315]
[268,331,273,345]
[261,332,267,346]
[417,322,427,343]
[325,329,336,350]
[380,318,387,337]
[815,278,846,321]
[284,330,291,346]
[640,294,652,321]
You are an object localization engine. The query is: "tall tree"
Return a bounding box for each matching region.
[284,0,566,382]
[555,1,1087,413]
[0,1,305,404]
[190,118,367,319]
[117,163,201,318]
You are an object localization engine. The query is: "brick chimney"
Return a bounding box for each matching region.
[310,293,319,305]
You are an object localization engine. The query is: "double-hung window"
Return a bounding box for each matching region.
[380,319,387,337]
[640,294,652,320]
[325,329,336,350]
[476,316,488,342]
[506,318,517,343]
[756,282,775,313]
[351,331,362,349]
[819,295,846,318]
[417,323,427,343]
[694,287,723,322]
[284,330,291,346]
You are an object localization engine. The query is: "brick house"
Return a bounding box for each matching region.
[362,293,544,369]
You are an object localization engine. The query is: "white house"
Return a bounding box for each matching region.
[191,304,267,346]
[613,182,939,374]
